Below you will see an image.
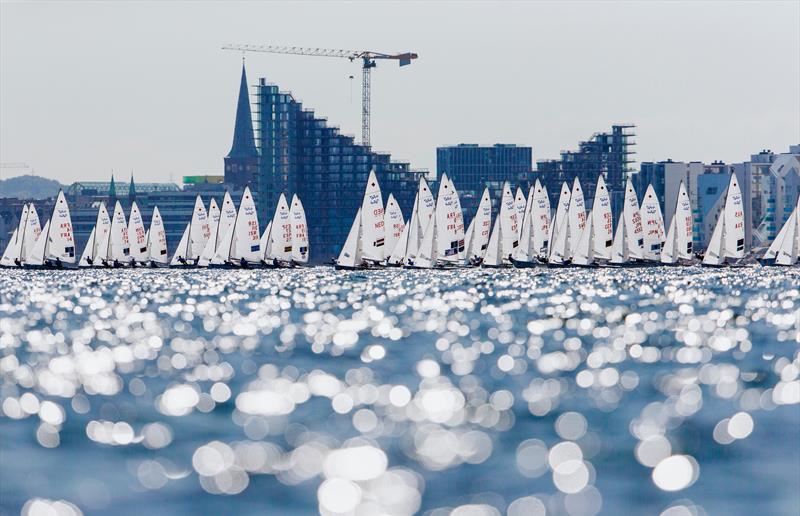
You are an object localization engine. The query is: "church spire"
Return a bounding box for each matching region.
[226,61,258,159]
[109,173,117,203]
[129,174,136,201]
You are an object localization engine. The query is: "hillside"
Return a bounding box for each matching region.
[0,174,64,199]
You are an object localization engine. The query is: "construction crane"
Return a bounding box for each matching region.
[221,44,418,147]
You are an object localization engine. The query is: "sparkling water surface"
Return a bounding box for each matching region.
[0,267,798,516]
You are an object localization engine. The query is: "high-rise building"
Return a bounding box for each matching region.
[436,144,532,226]
[251,72,422,262]
[537,125,636,217]
[224,64,260,191]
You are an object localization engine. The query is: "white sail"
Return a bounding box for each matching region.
[773,208,798,265]
[265,193,291,263]
[1,228,20,267]
[85,203,111,267]
[216,192,237,250]
[390,194,416,266]
[567,177,586,260]
[259,221,273,261]
[415,213,437,268]
[78,227,96,267]
[530,180,551,259]
[572,210,594,266]
[514,187,527,237]
[723,174,745,259]
[702,212,726,266]
[290,194,309,264]
[498,182,519,263]
[384,194,404,263]
[465,187,492,262]
[21,203,42,263]
[591,175,613,261]
[128,201,148,263]
[45,191,76,265]
[407,178,435,261]
[482,213,503,267]
[198,199,221,267]
[104,201,131,264]
[2,204,28,266]
[548,182,571,262]
[337,208,363,268]
[171,224,192,266]
[623,179,644,260]
[663,182,692,265]
[26,221,50,266]
[610,215,628,264]
[515,185,535,261]
[360,170,386,262]
[229,186,260,264]
[147,206,169,265]
[764,207,793,262]
[435,174,466,262]
[640,184,666,261]
[189,196,210,261]
[661,217,678,264]
[417,177,436,234]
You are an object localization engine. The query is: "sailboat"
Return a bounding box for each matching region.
[261,193,292,268]
[97,201,131,267]
[383,193,405,265]
[79,202,111,267]
[760,196,799,266]
[388,193,415,267]
[640,184,666,261]
[1,204,29,267]
[661,181,695,265]
[483,181,519,268]
[223,186,261,267]
[511,179,551,267]
[336,170,385,270]
[610,179,645,266]
[128,201,148,266]
[403,177,436,266]
[145,206,169,267]
[290,194,309,265]
[201,192,237,267]
[195,198,220,267]
[514,186,527,237]
[566,177,587,262]
[588,175,614,264]
[547,182,572,265]
[572,209,597,267]
[463,187,492,266]
[170,195,210,267]
[410,173,466,269]
[702,174,746,267]
[24,190,77,269]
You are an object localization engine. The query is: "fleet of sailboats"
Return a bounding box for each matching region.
[1,170,797,270]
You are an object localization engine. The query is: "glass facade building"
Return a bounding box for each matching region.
[436,144,532,227]
[252,75,422,262]
[537,125,636,218]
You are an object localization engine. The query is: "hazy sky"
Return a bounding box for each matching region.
[1,1,798,185]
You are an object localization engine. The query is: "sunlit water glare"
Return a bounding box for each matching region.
[0,266,798,516]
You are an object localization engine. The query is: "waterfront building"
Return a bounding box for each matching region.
[436,144,532,227]
[536,124,636,217]
[251,71,422,261]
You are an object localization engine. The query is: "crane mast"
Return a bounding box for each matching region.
[222,44,418,147]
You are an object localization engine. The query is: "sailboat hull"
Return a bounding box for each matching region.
[509,258,541,269]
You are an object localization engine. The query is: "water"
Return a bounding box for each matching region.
[0,266,798,516]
